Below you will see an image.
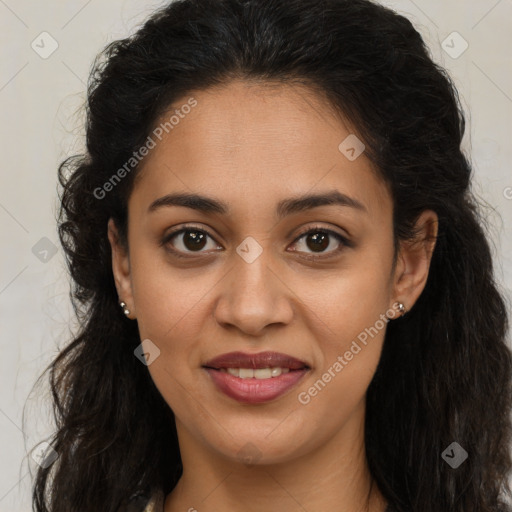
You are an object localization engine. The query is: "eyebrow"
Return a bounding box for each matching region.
[148,190,367,217]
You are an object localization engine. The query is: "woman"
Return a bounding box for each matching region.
[31,0,512,511]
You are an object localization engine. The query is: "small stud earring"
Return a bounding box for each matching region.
[397,302,407,316]
[119,301,130,316]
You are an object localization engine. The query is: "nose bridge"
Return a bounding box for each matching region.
[214,236,293,334]
[233,243,273,297]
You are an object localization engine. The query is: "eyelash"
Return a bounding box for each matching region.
[161,223,352,261]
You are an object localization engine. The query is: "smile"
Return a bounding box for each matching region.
[203,351,311,404]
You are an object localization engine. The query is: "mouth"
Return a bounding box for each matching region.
[203,351,311,404]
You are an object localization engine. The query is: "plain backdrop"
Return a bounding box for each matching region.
[0,1,511,510]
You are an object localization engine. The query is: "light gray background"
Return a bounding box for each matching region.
[0,1,511,510]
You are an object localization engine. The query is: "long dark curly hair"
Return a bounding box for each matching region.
[30,0,512,511]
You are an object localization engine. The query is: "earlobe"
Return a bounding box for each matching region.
[391,210,438,313]
[107,218,136,319]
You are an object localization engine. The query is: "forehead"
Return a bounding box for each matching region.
[130,79,391,221]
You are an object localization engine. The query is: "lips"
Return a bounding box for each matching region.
[203,351,310,404]
[203,351,310,370]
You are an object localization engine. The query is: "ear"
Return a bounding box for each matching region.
[107,218,136,319]
[391,210,438,313]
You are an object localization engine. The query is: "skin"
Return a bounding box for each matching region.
[107,79,438,512]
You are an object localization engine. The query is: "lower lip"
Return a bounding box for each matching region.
[204,368,309,404]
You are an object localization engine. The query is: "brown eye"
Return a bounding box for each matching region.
[161,224,351,260]
[179,230,208,251]
[289,226,351,259]
[162,227,221,256]
[304,232,330,252]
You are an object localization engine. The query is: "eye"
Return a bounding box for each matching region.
[161,223,351,259]
[288,225,351,259]
[161,225,221,257]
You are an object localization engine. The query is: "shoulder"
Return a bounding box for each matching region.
[121,487,165,512]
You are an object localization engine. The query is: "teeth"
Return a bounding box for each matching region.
[220,367,292,379]
[239,368,254,379]
[254,368,272,379]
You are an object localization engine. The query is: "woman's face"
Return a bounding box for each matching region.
[109,79,435,465]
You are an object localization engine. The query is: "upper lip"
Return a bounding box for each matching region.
[203,351,310,370]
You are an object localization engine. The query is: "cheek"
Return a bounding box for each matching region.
[291,260,393,344]
[294,298,390,440]
[292,255,394,412]
[132,266,211,417]
[128,252,217,407]
[129,245,217,341]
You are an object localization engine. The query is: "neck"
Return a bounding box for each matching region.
[164,402,388,512]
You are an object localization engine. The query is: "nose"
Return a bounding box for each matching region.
[213,247,294,337]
